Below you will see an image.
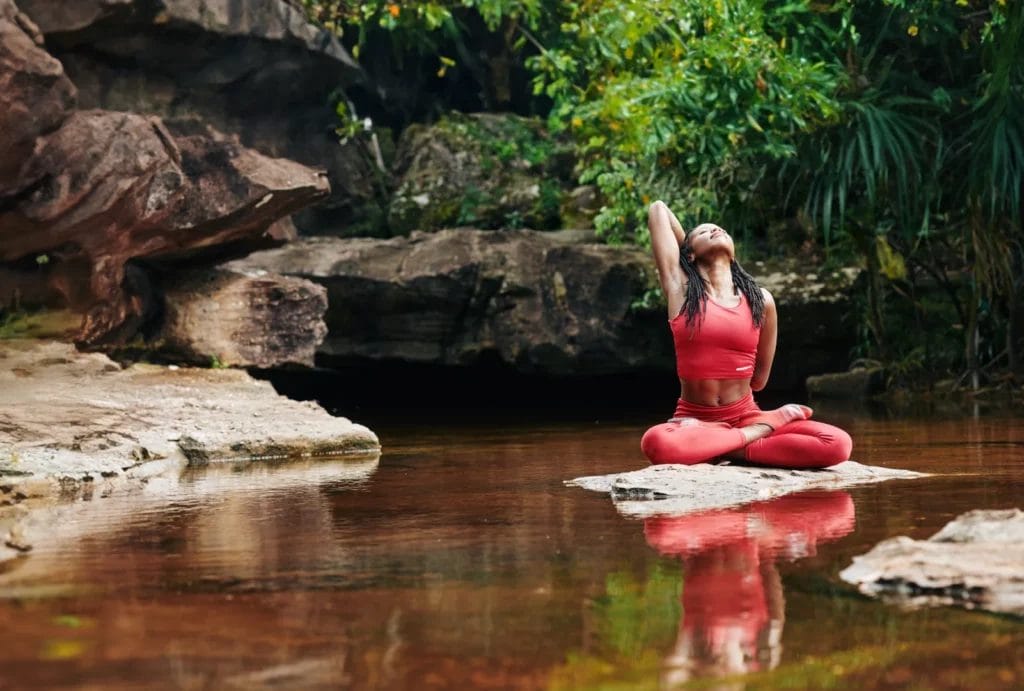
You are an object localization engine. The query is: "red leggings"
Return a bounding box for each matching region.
[640,393,852,469]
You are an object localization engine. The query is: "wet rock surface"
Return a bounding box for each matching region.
[567,461,924,518]
[0,340,380,508]
[840,509,1024,617]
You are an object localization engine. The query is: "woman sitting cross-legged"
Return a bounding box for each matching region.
[640,201,852,468]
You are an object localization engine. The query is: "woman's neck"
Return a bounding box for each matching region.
[698,258,734,300]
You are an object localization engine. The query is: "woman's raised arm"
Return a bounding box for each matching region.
[648,201,687,319]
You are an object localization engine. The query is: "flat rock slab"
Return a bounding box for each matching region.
[0,340,380,503]
[567,461,925,518]
[840,509,1024,617]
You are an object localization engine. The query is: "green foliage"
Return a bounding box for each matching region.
[548,563,681,690]
[529,1,844,243]
[306,0,1024,383]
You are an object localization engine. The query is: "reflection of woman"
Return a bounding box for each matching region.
[645,491,856,684]
[641,201,852,467]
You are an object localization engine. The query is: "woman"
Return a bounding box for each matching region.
[640,201,852,468]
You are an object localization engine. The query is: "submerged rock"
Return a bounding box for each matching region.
[840,509,1024,617]
[567,461,924,519]
[0,340,379,505]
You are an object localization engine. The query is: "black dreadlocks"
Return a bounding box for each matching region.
[678,243,766,330]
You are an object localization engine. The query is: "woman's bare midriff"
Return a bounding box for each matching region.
[679,378,753,407]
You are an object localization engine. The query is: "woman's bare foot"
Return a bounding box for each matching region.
[741,404,812,431]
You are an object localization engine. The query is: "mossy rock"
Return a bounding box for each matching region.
[388,112,575,235]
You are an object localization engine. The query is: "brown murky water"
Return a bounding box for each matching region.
[1,404,1022,689]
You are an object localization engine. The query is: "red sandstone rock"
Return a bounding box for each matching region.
[0,0,75,194]
[0,110,330,344]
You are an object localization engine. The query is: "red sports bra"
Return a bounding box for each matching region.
[670,293,761,380]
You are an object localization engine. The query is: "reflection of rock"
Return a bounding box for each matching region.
[0,454,379,570]
[0,340,379,509]
[840,509,1024,616]
[568,461,923,519]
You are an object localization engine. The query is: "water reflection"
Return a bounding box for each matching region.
[644,492,856,686]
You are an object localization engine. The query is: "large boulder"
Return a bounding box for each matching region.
[0,0,75,194]
[231,229,659,375]
[388,112,576,235]
[159,267,328,368]
[0,111,329,344]
[230,229,860,384]
[16,0,382,236]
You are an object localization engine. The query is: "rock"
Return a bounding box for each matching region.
[229,228,664,375]
[0,0,76,194]
[388,112,574,234]
[559,185,601,230]
[17,0,380,236]
[840,509,1024,616]
[757,263,861,392]
[232,229,861,383]
[159,267,328,368]
[0,112,329,344]
[567,461,925,519]
[807,365,886,400]
[20,0,359,63]
[0,340,379,492]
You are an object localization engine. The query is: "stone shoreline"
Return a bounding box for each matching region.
[0,339,380,561]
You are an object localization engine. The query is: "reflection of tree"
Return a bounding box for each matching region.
[645,491,856,687]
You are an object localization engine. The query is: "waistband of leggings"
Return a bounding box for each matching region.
[673,392,759,422]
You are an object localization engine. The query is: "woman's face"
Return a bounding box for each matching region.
[686,223,735,262]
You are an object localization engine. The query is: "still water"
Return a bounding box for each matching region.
[0,404,1022,689]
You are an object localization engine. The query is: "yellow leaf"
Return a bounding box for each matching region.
[40,640,86,660]
[876,236,907,280]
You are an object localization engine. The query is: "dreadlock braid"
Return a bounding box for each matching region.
[678,246,766,330]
